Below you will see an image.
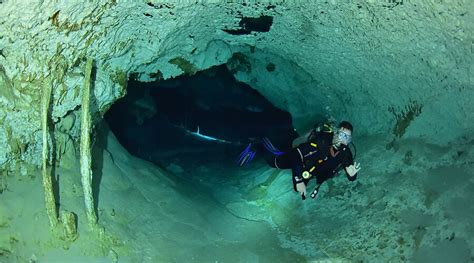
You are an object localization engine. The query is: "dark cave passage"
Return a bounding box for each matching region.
[105,65,298,169]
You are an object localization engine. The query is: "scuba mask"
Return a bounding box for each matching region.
[333,128,352,148]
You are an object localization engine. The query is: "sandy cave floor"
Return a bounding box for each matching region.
[0,130,473,262]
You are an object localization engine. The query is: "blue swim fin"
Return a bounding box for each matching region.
[262,137,284,156]
[237,143,256,167]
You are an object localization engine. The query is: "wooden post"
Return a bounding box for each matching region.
[80,58,98,227]
[41,81,58,227]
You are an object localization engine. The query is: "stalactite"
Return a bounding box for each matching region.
[80,57,98,227]
[41,79,58,228]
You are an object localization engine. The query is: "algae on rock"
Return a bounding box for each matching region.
[60,211,78,241]
[169,57,198,76]
[227,52,252,74]
[389,100,423,138]
[110,69,128,91]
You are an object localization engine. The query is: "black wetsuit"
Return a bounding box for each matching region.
[267,131,357,189]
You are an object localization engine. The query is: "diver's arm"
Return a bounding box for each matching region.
[344,168,357,181]
[344,162,360,181]
[341,148,359,181]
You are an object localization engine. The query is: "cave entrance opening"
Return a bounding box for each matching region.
[105,64,297,177]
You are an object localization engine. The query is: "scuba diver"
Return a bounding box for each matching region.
[237,121,361,200]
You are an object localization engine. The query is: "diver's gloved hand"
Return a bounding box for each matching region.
[296,182,306,199]
[345,162,361,177]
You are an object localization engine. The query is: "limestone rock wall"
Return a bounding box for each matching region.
[0,0,472,170]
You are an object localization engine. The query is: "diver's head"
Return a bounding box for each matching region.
[332,121,353,149]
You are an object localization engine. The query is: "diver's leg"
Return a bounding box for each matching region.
[265,147,301,168]
[263,147,305,192]
[265,151,290,168]
[264,152,280,168]
[262,137,284,155]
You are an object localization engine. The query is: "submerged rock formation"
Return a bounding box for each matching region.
[0,1,472,261]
